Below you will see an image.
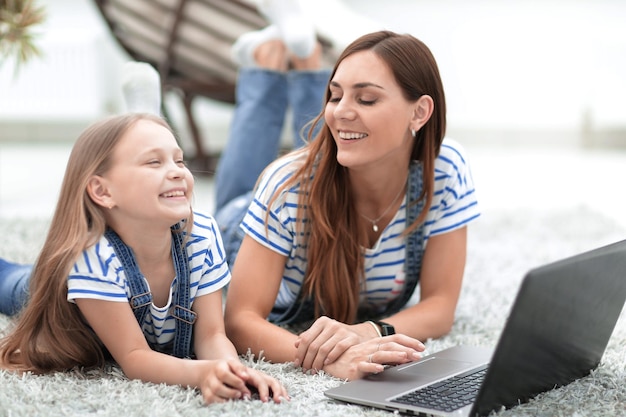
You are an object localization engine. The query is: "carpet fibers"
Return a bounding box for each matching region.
[1,206,625,416]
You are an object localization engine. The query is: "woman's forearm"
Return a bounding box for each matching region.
[226,310,299,363]
[384,296,456,341]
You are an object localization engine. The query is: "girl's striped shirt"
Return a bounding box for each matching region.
[67,212,230,350]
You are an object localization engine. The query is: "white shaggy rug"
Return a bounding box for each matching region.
[1,206,625,416]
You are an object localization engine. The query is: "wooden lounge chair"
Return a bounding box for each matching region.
[94,0,267,172]
[93,0,337,174]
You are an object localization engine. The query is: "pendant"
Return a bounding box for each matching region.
[372,224,379,232]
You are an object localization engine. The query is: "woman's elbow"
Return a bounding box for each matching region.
[429,312,456,339]
[223,308,254,353]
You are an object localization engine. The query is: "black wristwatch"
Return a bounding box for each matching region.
[374,320,395,336]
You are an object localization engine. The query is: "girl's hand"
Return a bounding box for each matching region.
[243,367,290,403]
[198,359,289,404]
[198,358,252,403]
[322,334,425,381]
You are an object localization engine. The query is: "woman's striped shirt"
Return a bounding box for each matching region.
[241,138,480,319]
[67,212,230,350]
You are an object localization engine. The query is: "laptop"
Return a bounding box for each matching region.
[325,239,626,416]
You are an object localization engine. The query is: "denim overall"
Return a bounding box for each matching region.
[271,160,426,325]
[104,226,197,358]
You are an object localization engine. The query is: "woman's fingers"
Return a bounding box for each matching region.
[304,331,359,371]
[295,316,353,370]
[369,348,421,365]
[372,334,426,356]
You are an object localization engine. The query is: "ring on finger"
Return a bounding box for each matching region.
[368,354,373,363]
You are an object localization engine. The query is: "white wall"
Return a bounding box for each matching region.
[0,0,126,141]
[341,0,626,147]
[0,0,624,149]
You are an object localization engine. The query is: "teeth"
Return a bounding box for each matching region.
[162,190,185,198]
[339,131,367,140]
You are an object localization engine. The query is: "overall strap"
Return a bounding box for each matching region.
[170,224,196,358]
[104,229,152,328]
[104,227,196,358]
[382,160,426,316]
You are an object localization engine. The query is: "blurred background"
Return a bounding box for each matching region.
[1,0,625,225]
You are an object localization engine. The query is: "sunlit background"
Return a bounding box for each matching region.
[1,0,625,224]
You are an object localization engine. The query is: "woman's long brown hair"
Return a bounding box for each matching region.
[267,31,447,323]
[0,113,190,373]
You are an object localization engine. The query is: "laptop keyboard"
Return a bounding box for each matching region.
[391,366,488,412]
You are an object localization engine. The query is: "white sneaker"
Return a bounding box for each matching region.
[231,25,282,68]
[256,0,316,58]
[296,0,382,52]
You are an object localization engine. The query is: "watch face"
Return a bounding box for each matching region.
[379,322,395,336]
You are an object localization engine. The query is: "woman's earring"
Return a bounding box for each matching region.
[411,129,416,138]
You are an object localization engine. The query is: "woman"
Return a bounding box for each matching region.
[218,30,480,381]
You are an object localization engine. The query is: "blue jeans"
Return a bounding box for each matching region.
[214,68,329,267]
[0,259,32,316]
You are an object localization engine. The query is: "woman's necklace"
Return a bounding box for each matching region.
[359,182,406,233]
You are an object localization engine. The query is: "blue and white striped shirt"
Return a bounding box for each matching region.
[67,212,230,350]
[241,138,480,318]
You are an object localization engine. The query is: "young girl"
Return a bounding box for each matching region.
[0,113,287,404]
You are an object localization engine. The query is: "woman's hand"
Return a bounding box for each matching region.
[294,316,380,372]
[321,334,426,381]
[198,358,289,404]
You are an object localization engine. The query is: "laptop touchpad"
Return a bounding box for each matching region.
[398,357,472,377]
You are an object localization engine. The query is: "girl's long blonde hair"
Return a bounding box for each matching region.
[268,31,447,323]
[0,113,190,372]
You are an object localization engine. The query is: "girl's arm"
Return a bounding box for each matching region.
[191,290,289,402]
[75,297,286,403]
[192,290,241,361]
[224,235,300,363]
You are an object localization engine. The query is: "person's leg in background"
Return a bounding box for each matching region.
[214,35,290,267]
[214,0,331,265]
[214,36,290,214]
[287,44,330,147]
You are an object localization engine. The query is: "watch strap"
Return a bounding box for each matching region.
[374,320,395,336]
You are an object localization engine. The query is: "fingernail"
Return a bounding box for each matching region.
[293,358,300,367]
[373,365,384,373]
[411,351,421,359]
